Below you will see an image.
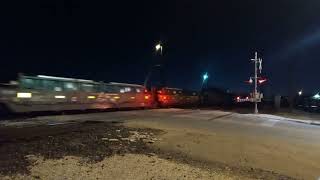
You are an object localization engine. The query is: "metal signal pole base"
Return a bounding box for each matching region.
[254,103,258,114]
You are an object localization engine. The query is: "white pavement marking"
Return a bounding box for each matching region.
[197,110,226,115]
[172,110,233,121]
[243,113,316,125]
[217,113,283,128]
[173,114,209,120]
[260,119,279,127]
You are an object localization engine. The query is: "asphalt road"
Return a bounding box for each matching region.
[1,109,320,179]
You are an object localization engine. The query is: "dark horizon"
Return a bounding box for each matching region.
[1,0,320,95]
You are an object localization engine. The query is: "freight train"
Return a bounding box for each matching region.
[0,75,199,114]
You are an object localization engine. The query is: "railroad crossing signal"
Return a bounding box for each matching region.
[258,77,267,84]
[249,52,264,114]
[246,77,267,84]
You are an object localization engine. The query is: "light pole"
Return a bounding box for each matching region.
[155,43,165,87]
[200,72,209,106]
[202,72,209,88]
[144,42,164,88]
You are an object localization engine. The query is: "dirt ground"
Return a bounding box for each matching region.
[126,120,313,180]
[0,121,159,176]
[1,154,243,180]
[0,120,295,179]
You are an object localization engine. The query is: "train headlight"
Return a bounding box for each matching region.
[17,92,32,98]
[87,96,96,99]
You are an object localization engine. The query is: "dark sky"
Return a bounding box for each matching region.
[1,0,320,95]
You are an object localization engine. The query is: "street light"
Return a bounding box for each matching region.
[201,72,209,89]
[202,72,209,82]
[155,43,163,55]
[298,90,303,96]
[144,42,164,88]
[200,72,209,106]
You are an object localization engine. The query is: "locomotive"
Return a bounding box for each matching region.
[0,74,199,114]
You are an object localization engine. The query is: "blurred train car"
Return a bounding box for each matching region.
[0,74,199,115]
[156,87,199,107]
[0,75,151,114]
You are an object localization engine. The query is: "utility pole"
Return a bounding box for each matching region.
[201,72,209,90]
[199,72,209,107]
[250,52,263,114]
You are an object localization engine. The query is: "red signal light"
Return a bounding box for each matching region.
[258,77,267,84]
[258,79,267,84]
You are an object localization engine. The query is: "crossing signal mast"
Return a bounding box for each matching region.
[249,52,263,114]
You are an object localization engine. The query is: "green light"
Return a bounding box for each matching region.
[203,73,209,81]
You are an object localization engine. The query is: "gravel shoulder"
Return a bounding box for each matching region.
[0,121,247,180]
[0,154,241,180]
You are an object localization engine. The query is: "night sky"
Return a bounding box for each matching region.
[1,0,320,95]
